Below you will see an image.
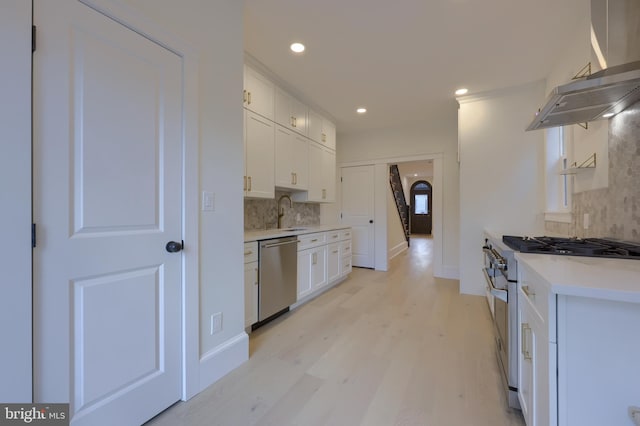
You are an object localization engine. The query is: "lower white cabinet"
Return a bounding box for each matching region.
[327,242,341,283]
[296,229,352,302]
[297,244,327,300]
[243,242,258,328]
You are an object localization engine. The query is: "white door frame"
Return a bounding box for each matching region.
[1,0,33,403]
[338,153,444,275]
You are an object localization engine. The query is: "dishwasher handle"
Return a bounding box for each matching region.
[261,239,299,249]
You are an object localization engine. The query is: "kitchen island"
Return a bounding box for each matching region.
[515,252,640,426]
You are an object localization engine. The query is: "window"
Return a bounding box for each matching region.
[414,194,429,214]
[544,126,573,222]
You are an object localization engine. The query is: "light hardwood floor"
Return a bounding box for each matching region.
[147,236,525,426]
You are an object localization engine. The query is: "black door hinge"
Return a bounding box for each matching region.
[32,223,36,248]
[340,177,343,182]
[32,25,36,53]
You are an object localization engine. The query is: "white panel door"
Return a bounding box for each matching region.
[33,1,182,424]
[341,165,375,268]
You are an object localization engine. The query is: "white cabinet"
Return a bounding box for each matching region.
[296,229,351,302]
[244,109,275,199]
[243,242,259,329]
[297,245,327,300]
[275,87,307,136]
[307,109,336,150]
[327,242,341,283]
[321,119,336,150]
[274,125,308,190]
[516,263,558,426]
[292,142,335,203]
[243,65,274,120]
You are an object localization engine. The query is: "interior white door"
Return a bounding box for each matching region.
[341,165,375,268]
[33,1,183,424]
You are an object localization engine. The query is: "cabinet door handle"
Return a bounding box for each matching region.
[243,89,247,103]
[291,172,295,184]
[244,250,253,256]
[332,250,339,254]
[310,239,318,242]
[243,176,247,191]
[312,252,317,265]
[322,189,326,199]
[247,176,252,191]
[294,173,297,184]
[521,323,532,360]
[522,285,535,298]
[321,133,326,142]
[247,91,252,105]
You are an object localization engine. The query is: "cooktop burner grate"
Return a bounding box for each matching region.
[502,235,640,259]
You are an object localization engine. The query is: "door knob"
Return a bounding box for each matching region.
[369,220,374,223]
[166,241,183,253]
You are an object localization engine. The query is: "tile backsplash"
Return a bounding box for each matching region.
[545,103,640,242]
[244,190,320,230]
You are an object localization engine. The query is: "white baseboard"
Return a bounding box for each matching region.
[388,241,408,260]
[198,332,248,393]
[435,265,459,280]
[291,275,348,310]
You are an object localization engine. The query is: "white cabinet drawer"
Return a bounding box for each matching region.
[340,240,352,258]
[341,256,352,276]
[339,229,352,241]
[244,241,258,263]
[326,230,341,243]
[297,232,326,250]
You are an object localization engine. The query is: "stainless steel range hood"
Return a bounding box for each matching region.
[526,0,640,131]
[526,61,640,131]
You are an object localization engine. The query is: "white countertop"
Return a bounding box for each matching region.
[245,225,350,242]
[516,252,640,304]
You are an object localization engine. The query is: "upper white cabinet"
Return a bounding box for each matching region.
[308,109,336,150]
[243,65,275,121]
[244,109,275,199]
[243,63,337,202]
[275,125,308,191]
[275,87,307,136]
[292,142,335,203]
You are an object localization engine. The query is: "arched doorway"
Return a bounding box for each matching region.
[410,180,432,234]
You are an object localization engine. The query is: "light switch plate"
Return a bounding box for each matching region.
[202,191,215,211]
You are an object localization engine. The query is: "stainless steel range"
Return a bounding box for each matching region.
[482,233,519,409]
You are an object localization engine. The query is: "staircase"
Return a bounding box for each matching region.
[389,165,410,246]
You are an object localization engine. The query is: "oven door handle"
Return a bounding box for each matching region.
[482,268,508,302]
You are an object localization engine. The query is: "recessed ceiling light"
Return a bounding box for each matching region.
[602,112,615,118]
[290,42,305,53]
[356,107,367,114]
[455,88,468,96]
[414,173,418,177]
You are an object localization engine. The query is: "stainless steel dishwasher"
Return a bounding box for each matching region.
[258,236,298,323]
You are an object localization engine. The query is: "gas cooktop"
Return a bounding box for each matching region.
[502,235,640,259]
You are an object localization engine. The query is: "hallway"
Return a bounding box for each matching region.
[148,236,524,425]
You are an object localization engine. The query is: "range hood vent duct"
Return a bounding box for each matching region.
[526,60,640,131]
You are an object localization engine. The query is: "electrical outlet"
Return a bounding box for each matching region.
[210,312,223,335]
[583,213,589,230]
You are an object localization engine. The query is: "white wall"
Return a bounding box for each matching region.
[458,82,546,295]
[338,102,460,276]
[1,0,32,402]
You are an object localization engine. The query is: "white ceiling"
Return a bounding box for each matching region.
[244,0,587,136]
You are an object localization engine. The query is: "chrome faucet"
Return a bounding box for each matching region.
[277,194,293,229]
